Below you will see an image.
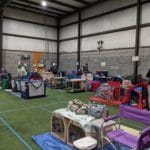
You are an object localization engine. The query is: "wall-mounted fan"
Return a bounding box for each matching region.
[97,40,104,53]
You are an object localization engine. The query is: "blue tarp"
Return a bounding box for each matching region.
[32,132,73,150]
[32,132,131,150]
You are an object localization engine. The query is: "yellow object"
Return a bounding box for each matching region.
[121,125,139,137]
[32,52,44,73]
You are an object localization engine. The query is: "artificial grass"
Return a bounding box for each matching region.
[0,122,27,150]
[0,88,144,150]
[0,89,95,150]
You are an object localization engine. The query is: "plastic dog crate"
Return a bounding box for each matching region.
[67,120,86,146]
[51,113,69,143]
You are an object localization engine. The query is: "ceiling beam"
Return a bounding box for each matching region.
[15,0,69,14]
[8,5,58,18]
[0,0,12,12]
[62,0,104,18]
[73,0,90,5]
[47,0,79,10]
[10,2,62,16]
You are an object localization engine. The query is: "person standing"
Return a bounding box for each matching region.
[77,68,83,76]
[48,62,58,75]
[83,63,89,74]
[17,61,27,79]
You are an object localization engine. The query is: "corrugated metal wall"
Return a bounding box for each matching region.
[2,7,57,75]
[3,8,57,52]
[2,0,150,76]
[59,0,150,76]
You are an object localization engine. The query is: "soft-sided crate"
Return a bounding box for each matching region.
[67,120,86,147]
[50,113,69,143]
[41,72,54,80]
[11,79,25,92]
[21,80,46,99]
[66,79,86,93]
[51,77,67,89]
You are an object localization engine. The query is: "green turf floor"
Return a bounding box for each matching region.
[0,88,144,150]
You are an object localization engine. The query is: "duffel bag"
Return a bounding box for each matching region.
[68,99,88,115]
[88,103,108,118]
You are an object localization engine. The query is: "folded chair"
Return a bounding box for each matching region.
[73,118,117,150]
[101,105,150,150]
[89,81,122,106]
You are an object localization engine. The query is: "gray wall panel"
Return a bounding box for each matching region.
[3,8,57,53]
[60,24,78,39]
[60,40,77,52]
[3,36,57,52]
[139,48,150,77]
[59,53,77,71]
[81,30,135,51]
[82,7,136,35]
[142,3,150,24]
[140,27,150,46]
[3,19,57,39]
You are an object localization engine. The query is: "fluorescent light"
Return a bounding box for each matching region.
[41,1,47,7]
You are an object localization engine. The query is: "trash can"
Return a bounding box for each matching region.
[1,79,9,89]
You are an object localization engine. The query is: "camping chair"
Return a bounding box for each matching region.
[73,118,117,150]
[101,105,150,150]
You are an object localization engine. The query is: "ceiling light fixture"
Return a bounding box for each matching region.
[41,1,47,7]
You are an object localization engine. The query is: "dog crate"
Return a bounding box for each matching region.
[11,79,23,92]
[67,120,86,147]
[51,77,67,89]
[21,80,46,99]
[50,113,69,143]
[66,79,86,93]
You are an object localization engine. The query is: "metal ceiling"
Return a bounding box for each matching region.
[0,0,100,18]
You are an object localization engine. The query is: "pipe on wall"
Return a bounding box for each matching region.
[77,11,81,70]
[134,0,141,83]
[0,11,3,68]
[57,19,60,69]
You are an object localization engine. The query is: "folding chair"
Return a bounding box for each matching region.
[101,105,150,150]
[73,118,117,150]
